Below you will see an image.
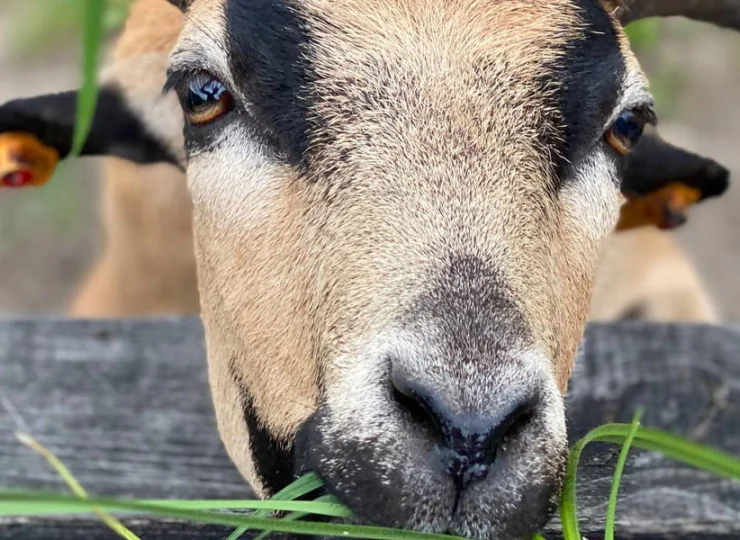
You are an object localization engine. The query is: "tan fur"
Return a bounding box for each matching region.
[66,0,719,519]
[114,0,184,60]
[173,0,609,499]
[70,159,198,317]
[71,0,714,326]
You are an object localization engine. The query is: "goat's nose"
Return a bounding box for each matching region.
[391,371,537,491]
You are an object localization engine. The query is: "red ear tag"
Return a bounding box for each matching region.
[2,169,34,188]
[0,132,60,189]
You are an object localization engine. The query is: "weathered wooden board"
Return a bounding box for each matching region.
[0,319,738,539]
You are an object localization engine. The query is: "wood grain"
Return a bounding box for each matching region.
[0,319,738,539]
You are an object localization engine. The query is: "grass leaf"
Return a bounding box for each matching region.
[225,472,331,540]
[5,421,740,540]
[0,491,464,540]
[0,492,351,519]
[70,0,106,156]
[560,420,740,540]
[250,495,345,540]
[16,433,140,540]
[604,410,643,540]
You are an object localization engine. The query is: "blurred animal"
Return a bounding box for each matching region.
[0,0,734,537]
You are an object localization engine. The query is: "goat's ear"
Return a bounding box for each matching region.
[0,86,181,188]
[617,132,730,231]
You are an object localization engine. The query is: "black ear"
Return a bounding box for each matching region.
[0,86,180,169]
[622,132,729,199]
[618,132,730,231]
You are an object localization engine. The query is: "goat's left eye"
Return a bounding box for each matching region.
[181,75,234,126]
[604,110,647,156]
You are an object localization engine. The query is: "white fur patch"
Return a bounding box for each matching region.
[187,124,288,230]
[560,149,622,242]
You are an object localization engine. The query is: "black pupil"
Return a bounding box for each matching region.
[614,112,644,144]
[186,79,226,111]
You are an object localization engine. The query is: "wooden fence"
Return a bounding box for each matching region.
[0,319,738,539]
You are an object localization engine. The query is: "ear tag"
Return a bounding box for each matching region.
[0,132,60,189]
[617,183,702,231]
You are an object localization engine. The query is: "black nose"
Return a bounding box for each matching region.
[391,371,537,491]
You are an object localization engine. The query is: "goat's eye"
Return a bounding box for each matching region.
[604,110,647,156]
[181,74,234,126]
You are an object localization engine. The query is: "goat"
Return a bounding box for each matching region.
[0,2,727,321]
[0,0,735,537]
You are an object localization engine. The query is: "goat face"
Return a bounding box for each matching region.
[164,0,651,537]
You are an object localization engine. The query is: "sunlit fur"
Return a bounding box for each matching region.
[185,0,619,537]
[69,0,716,325]
[68,0,716,538]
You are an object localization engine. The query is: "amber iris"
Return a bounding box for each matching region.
[605,110,647,156]
[182,75,234,126]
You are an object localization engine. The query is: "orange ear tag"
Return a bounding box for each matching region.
[0,132,60,189]
[617,182,702,232]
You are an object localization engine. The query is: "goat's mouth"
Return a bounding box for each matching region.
[292,399,568,540]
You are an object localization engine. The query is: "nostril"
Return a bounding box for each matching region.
[486,400,536,459]
[391,367,541,490]
[390,372,445,439]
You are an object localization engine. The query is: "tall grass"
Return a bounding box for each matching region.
[70,0,107,156]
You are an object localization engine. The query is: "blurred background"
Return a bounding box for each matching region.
[0,1,739,318]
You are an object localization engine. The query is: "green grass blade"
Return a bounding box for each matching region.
[559,431,589,540]
[560,421,740,540]
[225,473,330,540]
[225,524,249,540]
[0,494,350,518]
[604,410,643,540]
[0,491,463,540]
[267,473,325,501]
[71,0,106,156]
[594,425,740,480]
[16,434,140,540]
[250,495,343,540]
[531,535,547,540]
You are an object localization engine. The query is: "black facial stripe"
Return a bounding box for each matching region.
[0,87,179,167]
[218,0,625,181]
[224,0,315,169]
[182,112,235,157]
[230,364,296,496]
[549,0,627,177]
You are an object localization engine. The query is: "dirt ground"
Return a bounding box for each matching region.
[1,9,739,319]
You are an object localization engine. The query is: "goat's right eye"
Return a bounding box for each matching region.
[180,74,234,126]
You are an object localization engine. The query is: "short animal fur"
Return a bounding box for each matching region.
[61,1,718,323]
[0,0,734,537]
